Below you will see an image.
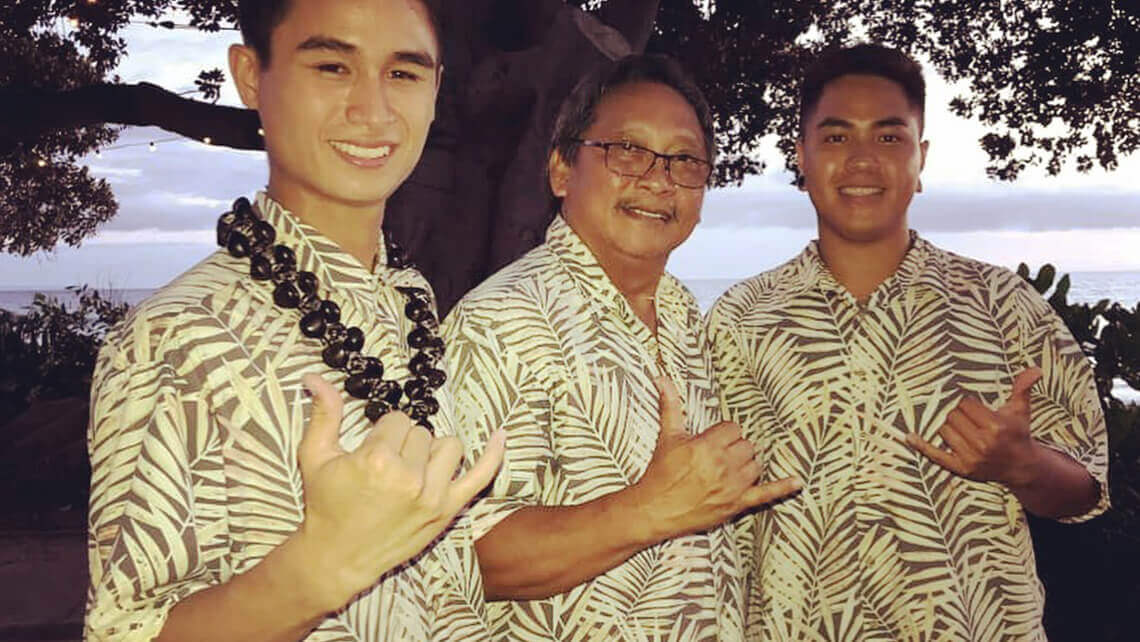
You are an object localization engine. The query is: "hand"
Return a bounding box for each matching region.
[631,377,801,542]
[295,374,505,611]
[907,367,1043,486]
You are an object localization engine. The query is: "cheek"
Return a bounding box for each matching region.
[679,191,705,218]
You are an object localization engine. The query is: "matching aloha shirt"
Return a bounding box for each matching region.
[706,232,1109,642]
[85,193,491,641]
[442,215,750,641]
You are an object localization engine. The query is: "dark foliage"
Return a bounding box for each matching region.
[1018,263,1140,642]
[0,287,128,421]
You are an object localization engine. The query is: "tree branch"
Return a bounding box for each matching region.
[596,0,661,53]
[0,83,262,154]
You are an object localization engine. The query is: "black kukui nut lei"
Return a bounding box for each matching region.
[217,197,446,432]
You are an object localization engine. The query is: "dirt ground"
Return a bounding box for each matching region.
[0,521,85,641]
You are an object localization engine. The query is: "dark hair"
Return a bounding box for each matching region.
[238,0,443,68]
[799,43,926,135]
[549,53,717,179]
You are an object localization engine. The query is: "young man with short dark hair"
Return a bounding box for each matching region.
[708,44,1107,640]
[85,1,502,639]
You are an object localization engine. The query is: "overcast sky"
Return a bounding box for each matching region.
[1,16,1137,290]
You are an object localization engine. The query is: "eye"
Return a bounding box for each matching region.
[314,63,348,75]
[389,68,424,82]
[880,133,901,143]
[823,133,846,144]
[672,153,703,163]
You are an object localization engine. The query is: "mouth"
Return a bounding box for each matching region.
[619,204,674,222]
[329,140,394,166]
[838,186,885,197]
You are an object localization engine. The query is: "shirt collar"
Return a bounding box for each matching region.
[254,192,414,304]
[794,230,950,306]
[544,214,693,323]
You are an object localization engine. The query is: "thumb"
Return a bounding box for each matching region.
[299,373,346,474]
[1004,366,1043,412]
[655,376,688,445]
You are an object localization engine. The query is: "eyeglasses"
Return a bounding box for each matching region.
[571,139,712,189]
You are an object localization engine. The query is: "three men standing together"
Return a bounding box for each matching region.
[84,0,1107,640]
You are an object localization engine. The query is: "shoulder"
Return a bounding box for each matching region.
[927,244,1050,318]
[444,244,559,327]
[707,256,806,331]
[101,251,251,362]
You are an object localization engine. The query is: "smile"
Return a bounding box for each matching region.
[329,141,393,161]
[838,186,884,196]
[622,205,672,222]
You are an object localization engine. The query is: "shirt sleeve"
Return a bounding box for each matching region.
[1014,280,1110,523]
[85,316,223,641]
[442,303,556,541]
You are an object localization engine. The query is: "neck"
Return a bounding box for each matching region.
[266,183,385,271]
[817,225,911,302]
[599,251,664,331]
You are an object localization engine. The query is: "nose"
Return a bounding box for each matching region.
[845,138,879,172]
[637,155,676,194]
[345,75,396,127]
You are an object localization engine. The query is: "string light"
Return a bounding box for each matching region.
[79,130,264,162]
[37,159,47,167]
[68,16,80,28]
[258,128,265,136]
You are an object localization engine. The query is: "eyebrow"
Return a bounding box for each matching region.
[608,128,706,153]
[393,50,437,69]
[816,116,910,129]
[295,37,437,69]
[296,36,356,54]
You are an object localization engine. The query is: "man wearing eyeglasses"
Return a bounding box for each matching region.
[440,54,802,640]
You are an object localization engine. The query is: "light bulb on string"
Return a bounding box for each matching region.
[37,158,47,167]
[203,136,212,145]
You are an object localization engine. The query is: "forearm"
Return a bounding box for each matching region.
[1006,441,1100,519]
[157,533,338,642]
[476,489,657,601]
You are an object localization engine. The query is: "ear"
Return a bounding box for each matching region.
[548,148,572,198]
[795,139,807,192]
[229,43,262,110]
[426,64,444,126]
[917,139,930,193]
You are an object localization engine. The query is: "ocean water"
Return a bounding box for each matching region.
[2,271,1137,401]
[684,271,1140,313]
[2,272,1136,314]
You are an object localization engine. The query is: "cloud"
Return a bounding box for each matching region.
[87,229,215,244]
[668,225,1140,279]
[700,176,1140,233]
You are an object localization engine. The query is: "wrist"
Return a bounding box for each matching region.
[613,481,664,548]
[278,525,356,615]
[1001,440,1049,491]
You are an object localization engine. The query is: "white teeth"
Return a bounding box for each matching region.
[627,207,668,221]
[839,186,883,196]
[330,141,392,159]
